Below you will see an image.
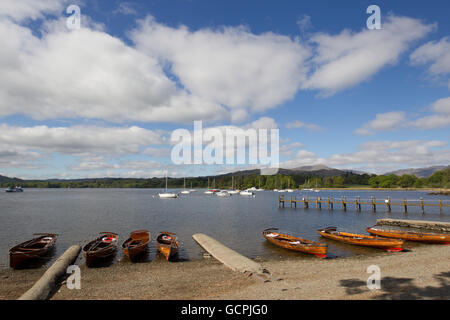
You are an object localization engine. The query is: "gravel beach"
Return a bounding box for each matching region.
[1,244,449,300]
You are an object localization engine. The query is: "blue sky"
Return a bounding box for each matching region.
[0,0,449,179]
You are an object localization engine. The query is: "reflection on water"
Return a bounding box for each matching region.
[0,188,449,268]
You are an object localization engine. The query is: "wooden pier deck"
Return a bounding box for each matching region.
[278,195,450,213]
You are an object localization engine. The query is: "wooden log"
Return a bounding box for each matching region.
[18,245,81,300]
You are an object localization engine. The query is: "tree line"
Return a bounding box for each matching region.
[1,168,448,189]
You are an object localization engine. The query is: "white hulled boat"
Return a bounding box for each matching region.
[159,173,178,198]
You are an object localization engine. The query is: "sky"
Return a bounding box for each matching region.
[0,0,449,179]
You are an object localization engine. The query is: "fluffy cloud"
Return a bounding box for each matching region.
[0,19,227,123]
[303,15,434,95]
[282,140,450,173]
[357,98,450,134]
[280,142,304,157]
[0,124,163,156]
[0,0,68,22]
[71,157,162,171]
[0,8,438,126]
[410,37,450,88]
[356,111,406,135]
[410,97,450,129]
[131,17,311,118]
[285,120,321,131]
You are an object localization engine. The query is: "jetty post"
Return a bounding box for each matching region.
[403,198,408,213]
[386,197,391,212]
[341,197,347,211]
[420,198,425,214]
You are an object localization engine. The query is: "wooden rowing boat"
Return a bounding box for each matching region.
[366,226,450,244]
[9,233,57,269]
[317,227,404,252]
[262,228,328,258]
[156,232,180,261]
[122,230,150,261]
[83,232,118,267]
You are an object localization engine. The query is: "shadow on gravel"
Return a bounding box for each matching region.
[340,271,450,299]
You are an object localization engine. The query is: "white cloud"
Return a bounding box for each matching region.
[410,97,450,129]
[297,15,312,34]
[280,142,304,157]
[356,111,406,135]
[131,16,311,119]
[303,15,434,95]
[0,124,163,156]
[430,96,450,114]
[245,117,278,130]
[410,37,450,84]
[285,120,321,131]
[0,10,438,127]
[0,0,68,22]
[113,2,138,16]
[0,16,227,123]
[357,98,450,134]
[281,140,449,173]
[71,158,162,171]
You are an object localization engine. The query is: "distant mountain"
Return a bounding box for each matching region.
[0,174,23,183]
[384,165,450,178]
[219,165,368,178]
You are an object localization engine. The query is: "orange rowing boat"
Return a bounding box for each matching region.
[262,228,327,258]
[122,230,150,261]
[366,226,450,244]
[317,227,404,252]
[156,232,180,261]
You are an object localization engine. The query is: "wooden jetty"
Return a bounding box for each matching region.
[278,195,449,213]
[376,219,450,232]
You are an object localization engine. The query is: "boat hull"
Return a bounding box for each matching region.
[157,232,180,261]
[9,234,57,269]
[366,227,450,244]
[83,232,118,267]
[122,230,150,261]
[263,229,327,258]
[317,227,404,251]
[159,193,178,198]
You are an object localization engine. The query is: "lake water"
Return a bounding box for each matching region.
[1,188,449,268]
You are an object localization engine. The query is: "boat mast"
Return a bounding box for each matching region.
[165,172,168,191]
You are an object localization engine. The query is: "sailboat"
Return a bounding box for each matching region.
[181,177,190,194]
[189,181,196,192]
[302,179,314,192]
[256,176,264,191]
[158,172,178,198]
[277,177,286,192]
[228,176,240,194]
[211,178,219,193]
[204,177,214,194]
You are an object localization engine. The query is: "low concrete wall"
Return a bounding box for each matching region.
[377,219,450,232]
[192,233,264,275]
[18,245,81,300]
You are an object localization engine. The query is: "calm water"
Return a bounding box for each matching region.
[1,188,449,268]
